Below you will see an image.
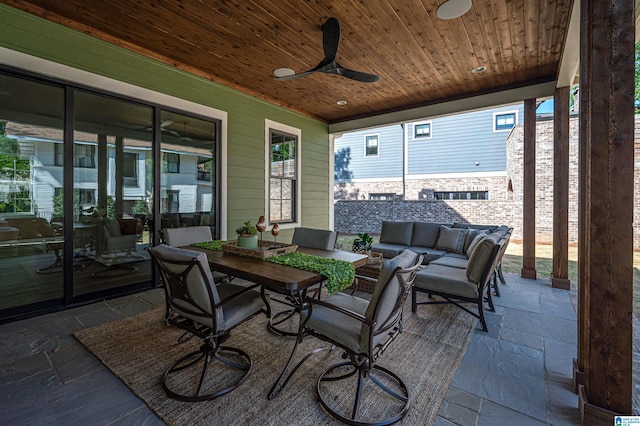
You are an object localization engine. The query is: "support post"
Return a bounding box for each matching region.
[577,0,634,422]
[551,86,570,290]
[521,98,537,279]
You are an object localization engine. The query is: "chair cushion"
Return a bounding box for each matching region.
[371,242,407,259]
[464,229,489,255]
[216,283,266,331]
[291,227,337,250]
[466,233,501,283]
[303,292,369,354]
[414,264,479,299]
[364,250,418,349]
[379,221,413,246]
[164,225,213,247]
[104,218,122,237]
[435,226,468,254]
[411,222,450,248]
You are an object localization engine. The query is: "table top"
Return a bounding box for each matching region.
[187,246,367,293]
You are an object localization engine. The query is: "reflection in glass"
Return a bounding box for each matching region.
[0,74,65,309]
[72,90,153,296]
[159,111,217,238]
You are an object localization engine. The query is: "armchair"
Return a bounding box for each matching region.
[269,250,423,425]
[147,244,269,401]
[99,218,141,256]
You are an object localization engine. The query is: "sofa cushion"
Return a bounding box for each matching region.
[466,233,486,256]
[407,247,447,264]
[452,223,497,232]
[371,242,407,259]
[379,221,413,246]
[464,229,489,255]
[411,222,450,248]
[430,256,468,269]
[466,233,501,283]
[414,264,479,299]
[435,226,468,254]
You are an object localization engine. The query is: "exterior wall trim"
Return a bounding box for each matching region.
[408,171,508,179]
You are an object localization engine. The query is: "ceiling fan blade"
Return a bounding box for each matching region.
[274,70,317,81]
[336,65,380,83]
[321,17,340,64]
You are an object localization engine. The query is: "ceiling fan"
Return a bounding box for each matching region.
[274,17,380,83]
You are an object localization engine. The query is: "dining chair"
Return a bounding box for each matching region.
[147,244,269,401]
[268,227,339,336]
[269,250,423,425]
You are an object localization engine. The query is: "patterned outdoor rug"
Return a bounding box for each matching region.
[75,297,477,425]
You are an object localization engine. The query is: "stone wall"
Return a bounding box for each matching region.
[405,175,510,201]
[334,199,515,236]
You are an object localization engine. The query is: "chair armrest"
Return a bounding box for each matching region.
[304,296,375,327]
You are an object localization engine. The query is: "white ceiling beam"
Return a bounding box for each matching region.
[557,0,580,87]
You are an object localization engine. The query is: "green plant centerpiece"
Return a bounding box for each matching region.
[236,220,258,249]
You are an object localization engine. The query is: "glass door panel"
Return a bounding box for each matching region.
[159,111,218,239]
[72,91,153,296]
[0,74,65,310]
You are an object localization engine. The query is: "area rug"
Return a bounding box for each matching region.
[75,298,477,425]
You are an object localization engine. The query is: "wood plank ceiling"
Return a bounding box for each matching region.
[2,0,573,124]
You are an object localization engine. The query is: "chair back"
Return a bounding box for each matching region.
[148,244,222,330]
[466,235,506,290]
[361,250,423,351]
[291,227,338,250]
[164,225,213,247]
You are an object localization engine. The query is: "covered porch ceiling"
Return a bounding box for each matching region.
[1,0,580,132]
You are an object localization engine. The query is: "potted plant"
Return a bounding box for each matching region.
[353,232,373,254]
[236,220,258,249]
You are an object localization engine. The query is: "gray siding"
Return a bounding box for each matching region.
[407,104,523,174]
[334,124,403,181]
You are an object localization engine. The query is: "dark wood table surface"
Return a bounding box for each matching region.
[187,246,368,293]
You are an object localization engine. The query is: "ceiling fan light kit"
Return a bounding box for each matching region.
[273,68,295,78]
[274,17,380,83]
[436,0,472,20]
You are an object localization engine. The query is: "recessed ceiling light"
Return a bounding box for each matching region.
[273,68,295,78]
[471,66,487,74]
[336,100,348,106]
[436,0,472,20]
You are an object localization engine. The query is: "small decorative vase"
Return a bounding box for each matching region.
[237,234,258,249]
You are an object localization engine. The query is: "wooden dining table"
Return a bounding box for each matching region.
[187,245,369,293]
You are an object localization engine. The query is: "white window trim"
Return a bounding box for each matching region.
[364,133,380,157]
[492,110,519,132]
[412,120,433,139]
[264,119,301,230]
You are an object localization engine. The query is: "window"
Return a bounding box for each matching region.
[266,120,301,226]
[123,152,138,186]
[197,156,213,181]
[364,134,379,157]
[369,193,398,200]
[493,111,518,131]
[163,152,180,173]
[76,188,96,206]
[434,191,488,200]
[56,143,96,168]
[414,122,432,139]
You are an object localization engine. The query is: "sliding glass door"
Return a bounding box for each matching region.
[0,69,221,321]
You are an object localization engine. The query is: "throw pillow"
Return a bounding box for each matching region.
[464,229,489,255]
[435,226,468,254]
